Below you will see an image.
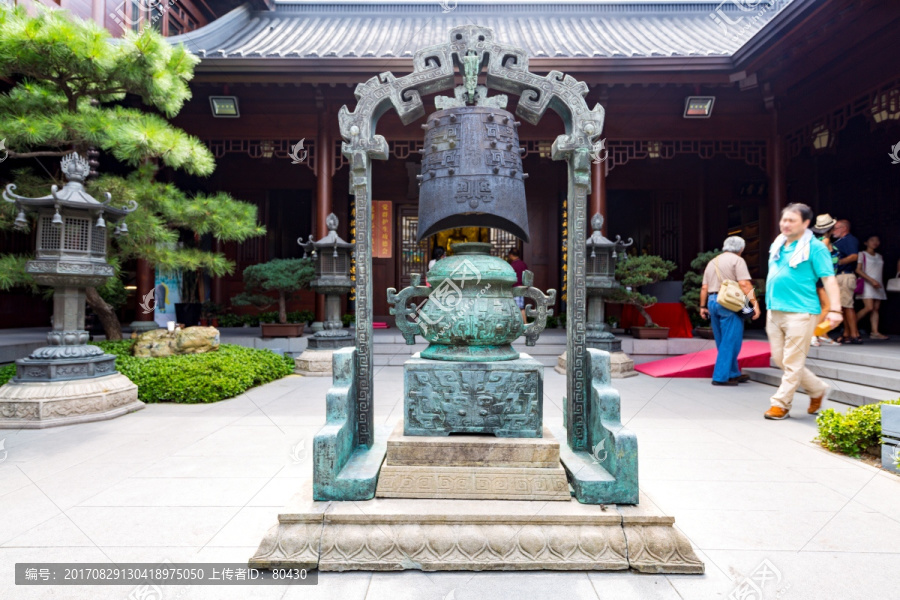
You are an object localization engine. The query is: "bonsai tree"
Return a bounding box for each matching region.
[232,258,315,324]
[606,255,677,327]
[681,249,722,328]
[0,6,264,339]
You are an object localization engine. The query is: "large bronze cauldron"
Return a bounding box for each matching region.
[388,243,555,362]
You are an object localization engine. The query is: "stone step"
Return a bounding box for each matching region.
[385,423,560,468]
[744,367,900,407]
[808,344,900,371]
[800,357,900,393]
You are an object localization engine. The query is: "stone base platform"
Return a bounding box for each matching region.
[0,372,143,429]
[556,350,637,378]
[375,423,570,501]
[250,483,704,574]
[295,349,336,377]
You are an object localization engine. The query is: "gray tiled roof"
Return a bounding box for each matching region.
[169,1,794,60]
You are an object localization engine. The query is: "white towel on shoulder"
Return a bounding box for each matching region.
[769,229,813,268]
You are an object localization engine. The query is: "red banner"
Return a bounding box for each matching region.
[372,201,392,258]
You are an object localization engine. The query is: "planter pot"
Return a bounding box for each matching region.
[260,322,305,338]
[210,318,219,328]
[631,326,670,339]
[175,303,202,328]
[695,327,715,340]
[199,318,209,326]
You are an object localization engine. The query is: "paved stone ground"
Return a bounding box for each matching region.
[1,363,898,599]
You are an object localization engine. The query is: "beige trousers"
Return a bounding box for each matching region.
[765,310,829,409]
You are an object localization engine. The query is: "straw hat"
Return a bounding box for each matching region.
[811,213,837,234]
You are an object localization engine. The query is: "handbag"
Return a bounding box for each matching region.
[713,256,747,312]
[853,254,866,295]
[887,273,900,293]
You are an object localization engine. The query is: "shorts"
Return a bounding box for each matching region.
[836,273,857,308]
[514,296,525,309]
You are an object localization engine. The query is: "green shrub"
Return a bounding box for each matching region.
[816,399,900,457]
[92,341,294,403]
[0,364,14,386]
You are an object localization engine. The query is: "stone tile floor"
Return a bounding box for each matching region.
[1,365,898,599]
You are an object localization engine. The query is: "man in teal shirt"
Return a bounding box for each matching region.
[764,203,843,420]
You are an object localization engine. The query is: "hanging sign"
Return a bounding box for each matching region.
[372,201,392,258]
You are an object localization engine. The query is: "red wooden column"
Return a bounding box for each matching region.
[213,240,223,305]
[768,135,787,242]
[134,258,155,325]
[315,110,333,322]
[590,159,607,236]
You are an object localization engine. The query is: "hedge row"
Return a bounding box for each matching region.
[816,399,900,457]
[0,342,294,404]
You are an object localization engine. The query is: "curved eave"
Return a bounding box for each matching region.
[188,55,736,74]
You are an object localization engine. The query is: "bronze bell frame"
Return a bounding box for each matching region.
[338,25,605,455]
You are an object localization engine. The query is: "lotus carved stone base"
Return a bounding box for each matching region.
[250,486,704,573]
[0,372,142,429]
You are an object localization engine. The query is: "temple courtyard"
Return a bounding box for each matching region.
[1,345,898,599]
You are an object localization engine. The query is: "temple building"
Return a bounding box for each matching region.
[3,0,900,330]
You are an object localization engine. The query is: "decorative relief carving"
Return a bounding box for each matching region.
[376,466,570,500]
[317,522,629,570]
[405,368,541,437]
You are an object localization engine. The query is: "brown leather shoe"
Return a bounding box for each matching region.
[808,387,830,414]
[764,406,790,420]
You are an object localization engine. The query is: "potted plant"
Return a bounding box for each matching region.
[606,254,677,339]
[200,301,223,327]
[231,258,315,338]
[175,270,203,327]
[606,315,619,331]
[681,249,721,339]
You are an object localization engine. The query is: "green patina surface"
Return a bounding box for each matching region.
[404,353,543,437]
[557,349,639,504]
[312,348,386,500]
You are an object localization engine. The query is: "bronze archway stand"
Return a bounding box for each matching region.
[251,25,703,574]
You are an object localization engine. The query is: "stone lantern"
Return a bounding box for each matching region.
[0,153,143,428]
[294,213,354,376]
[557,213,637,378]
[585,213,632,353]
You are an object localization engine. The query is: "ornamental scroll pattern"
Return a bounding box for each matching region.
[338,24,604,451]
[604,140,767,172]
[207,139,317,172]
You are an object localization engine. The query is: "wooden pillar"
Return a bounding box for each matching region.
[590,159,607,236]
[135,259,154,323]
[315,110,333,322]
[213,240,223,305]
[768,135,787,242]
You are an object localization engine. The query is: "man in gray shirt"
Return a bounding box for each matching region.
[699,236,761,385]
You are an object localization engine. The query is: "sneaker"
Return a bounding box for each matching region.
[808,386,831,414]
[818,336,840,346]
[712,380,738,386]
[729,374,751,383]
[764,406,790,420]
[811,336,820,347]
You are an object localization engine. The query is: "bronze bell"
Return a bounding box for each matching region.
[417,106,530,242]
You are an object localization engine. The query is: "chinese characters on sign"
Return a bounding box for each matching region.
[373,200,393,258]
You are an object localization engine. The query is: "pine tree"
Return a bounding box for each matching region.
[0,6,264,338]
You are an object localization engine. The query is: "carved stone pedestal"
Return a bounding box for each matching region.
[294,349,337,377]
[375,423,570,501]
[250,482,704,573]
[404,353,543,438]
[555,350,637,379]
[0,372,142,429]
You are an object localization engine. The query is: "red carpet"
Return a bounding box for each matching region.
[634,340,771,378]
